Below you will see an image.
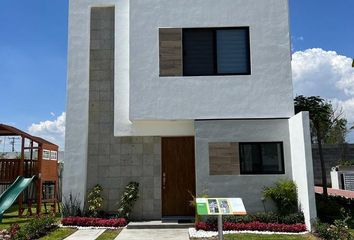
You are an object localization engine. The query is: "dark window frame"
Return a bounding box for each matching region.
[182,27,251,76]
[239,142,285,175]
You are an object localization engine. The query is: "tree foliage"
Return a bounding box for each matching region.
[294,95,348,144]
[294,95,350,196]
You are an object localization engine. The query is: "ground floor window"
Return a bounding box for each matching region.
[209,142,285,175]
[239,142,284,174]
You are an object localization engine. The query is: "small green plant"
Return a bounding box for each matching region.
[189,190,209,222]
[314,218,353,240]
[13,216,56,240]
[117,182,139,219]
[263,179,298,215]
[87,185,104,217]
[62,193,82,217]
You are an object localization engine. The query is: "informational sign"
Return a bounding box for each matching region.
[196,198,247,215]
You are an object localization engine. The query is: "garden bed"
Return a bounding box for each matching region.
[190,228,309,238]
[195,221,307,233]
[61,217,127,228]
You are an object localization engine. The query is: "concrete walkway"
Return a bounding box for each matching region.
[115,228,189,240]
[64,229,106,240]
[315,186,354,198]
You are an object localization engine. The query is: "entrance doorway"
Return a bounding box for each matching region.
[161,137,196,217]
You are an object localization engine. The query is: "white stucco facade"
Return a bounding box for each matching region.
[64,0,316,230]
[289,112,317,231]
[129,0,294,121]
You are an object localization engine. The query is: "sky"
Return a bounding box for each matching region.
[0,0,353,150]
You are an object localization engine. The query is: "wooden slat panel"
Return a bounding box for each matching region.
[209,142,240,175]
[159,28,183,76]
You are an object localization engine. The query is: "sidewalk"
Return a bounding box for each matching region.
[315,186,354,198]
[64,229,106,240]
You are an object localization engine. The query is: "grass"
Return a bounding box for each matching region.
[96,229,122,240]
[191,233,317,240]
[39,227,77,240]
[0,204,60,230]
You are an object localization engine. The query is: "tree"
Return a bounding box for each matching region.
[294,95,347,196]
[325,118,348,144]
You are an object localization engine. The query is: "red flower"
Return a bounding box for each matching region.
[61,217,127,227]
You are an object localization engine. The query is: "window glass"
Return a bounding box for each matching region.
[240,144,261,173]
[261,143,283,172]
[183,29,215,76]
[50,151,58,160]
[240,143,284,174]
[216,29,250,74]
[43,150,50,160]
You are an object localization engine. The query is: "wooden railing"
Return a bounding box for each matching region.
[0,159,38,184]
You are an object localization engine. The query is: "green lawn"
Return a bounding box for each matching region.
[0,204,60,229]
[192,234,317,240]
[96,229,122,240]
[39,227,77,240]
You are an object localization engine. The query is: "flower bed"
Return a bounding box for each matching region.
[61,217,127,228]
[196,221,306,233]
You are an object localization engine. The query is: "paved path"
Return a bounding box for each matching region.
[64,229,106,240]
[315,186,354,198]
[115,228,189,240]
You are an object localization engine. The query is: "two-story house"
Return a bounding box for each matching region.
[64,0,316,230]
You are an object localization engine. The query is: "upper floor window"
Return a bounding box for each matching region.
[159,27,251,77]
[43,150,50,160]
[50,151,58,160]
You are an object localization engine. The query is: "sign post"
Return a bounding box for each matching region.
[196,198,247,240]
[218,215,223,240]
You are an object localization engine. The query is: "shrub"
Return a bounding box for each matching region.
[195,221,306,233]
[279,212,305,225]
[223,215,254,224]
[314,219,353,240]
[222,212,304,225]
[62,193,82,217]
[61,217,127,227]
[316,193,354,226]
[13,216,56,240]
[117,182,139,219]
[263,179,298,215]
[87,185,104,217]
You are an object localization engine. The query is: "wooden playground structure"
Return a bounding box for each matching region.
[0,124,59,216]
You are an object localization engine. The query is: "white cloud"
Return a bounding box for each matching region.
[333,98,354,125]
[292,48,354,141]
[292,48,354,99]
[28,112,66,149]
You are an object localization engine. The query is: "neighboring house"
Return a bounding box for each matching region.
[64,0,316,230]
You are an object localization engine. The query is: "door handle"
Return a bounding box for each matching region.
[163,172,166,190]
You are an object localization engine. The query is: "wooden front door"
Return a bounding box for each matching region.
[162,137,196,217]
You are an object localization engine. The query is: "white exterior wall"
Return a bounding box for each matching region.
[64,0,116,205]
[129,0,294,121]
[289,112,317,231]
[64,0,194,206]
[195,119,293,213]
